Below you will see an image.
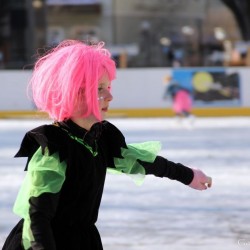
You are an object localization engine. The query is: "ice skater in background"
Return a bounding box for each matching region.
[3,40,212,250]
[163,75,194,122]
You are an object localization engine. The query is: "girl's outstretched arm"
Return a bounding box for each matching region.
[138,156,212,190]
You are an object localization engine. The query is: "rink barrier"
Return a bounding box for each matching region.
[0,107,250,119]
[108,107,250,117]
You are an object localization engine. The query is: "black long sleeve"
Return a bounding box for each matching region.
[138,156,194,185]
[29,192,60,250]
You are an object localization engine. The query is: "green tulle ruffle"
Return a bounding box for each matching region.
[107,141,161,185]
[13,147,66,249]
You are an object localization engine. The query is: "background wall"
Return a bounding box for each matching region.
[1,67,250,117]
[1,70,33,110]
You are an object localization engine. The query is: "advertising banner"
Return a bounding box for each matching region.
[170,68,241,107]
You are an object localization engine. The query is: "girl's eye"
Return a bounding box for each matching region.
[98,83,111,94]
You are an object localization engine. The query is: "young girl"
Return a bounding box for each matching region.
[163,75,193,118]
[3,40,212,250]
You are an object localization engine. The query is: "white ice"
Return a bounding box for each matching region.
[0,117,250,250]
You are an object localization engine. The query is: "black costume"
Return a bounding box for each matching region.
[3,120,193,250]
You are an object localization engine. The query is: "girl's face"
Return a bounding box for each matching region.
[98,75,113,120]
[71,75,113,130]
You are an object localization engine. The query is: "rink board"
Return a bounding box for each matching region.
[0,107,250,119]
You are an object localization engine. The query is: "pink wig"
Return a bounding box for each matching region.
[29,40,116,121]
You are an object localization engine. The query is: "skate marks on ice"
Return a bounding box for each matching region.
[100,117,250,250]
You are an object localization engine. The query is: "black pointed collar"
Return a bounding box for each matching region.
[57,119,104,146]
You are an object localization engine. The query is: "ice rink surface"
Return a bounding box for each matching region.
[0,117,250,250]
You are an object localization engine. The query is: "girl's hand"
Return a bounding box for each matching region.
[189,169,212,190]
